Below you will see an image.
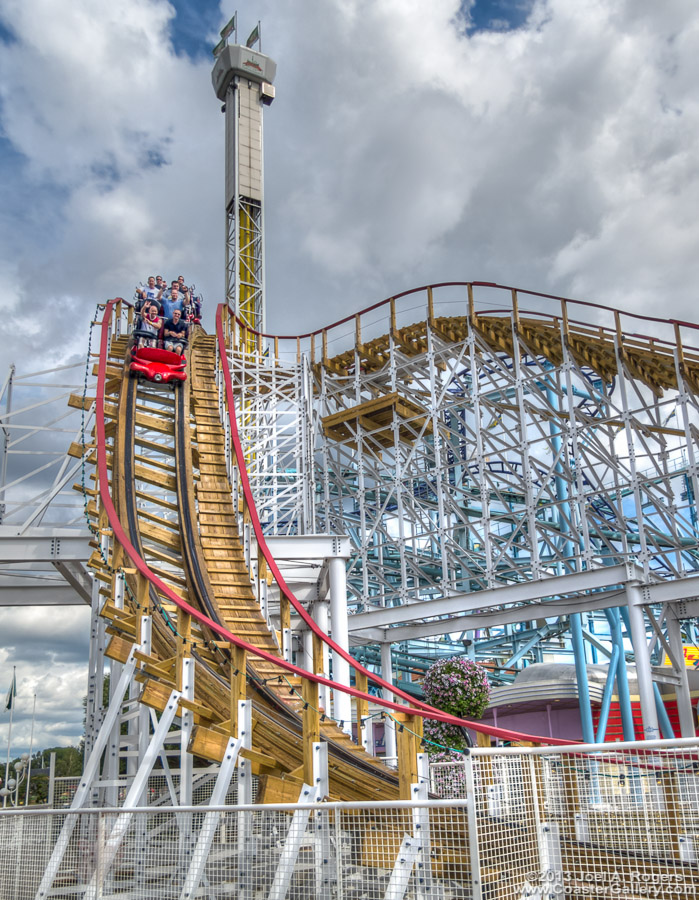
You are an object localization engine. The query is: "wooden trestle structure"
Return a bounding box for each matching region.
[317,285,699,397]
[85,297,565,812]
[79,285,699,811]
[84,308,416,804]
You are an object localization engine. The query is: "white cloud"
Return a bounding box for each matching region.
[0,0,177,184]
[0,608,91,752]
[0,0,224,379]
[252,0,699,329]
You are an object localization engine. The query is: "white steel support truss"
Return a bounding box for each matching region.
[230,286,699,738]
[228,345,316,534]
[226,192,264,332]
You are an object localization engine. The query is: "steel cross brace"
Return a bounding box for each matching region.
[385,834,423,900]
[179,735,244,900]
[82,688,182,900]
[267,742,329,900]
[34,650,140,900]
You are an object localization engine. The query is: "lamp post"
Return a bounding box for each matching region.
[0,753,29,806]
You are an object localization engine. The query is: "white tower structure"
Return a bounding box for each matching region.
[212,42,276,335]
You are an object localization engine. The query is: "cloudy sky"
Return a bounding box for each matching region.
[1,0,699,754]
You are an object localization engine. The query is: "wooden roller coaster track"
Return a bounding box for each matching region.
[83,296,591,812]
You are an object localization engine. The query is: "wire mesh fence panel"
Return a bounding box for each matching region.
[52,777,80,808]
[338,805,472,900]
[0,812,59,900]
[473,743,699,900]
[471,753,541,900]
[429,760,468,798]
[564,747,699,899]
[0,803,475,900]
[1,743,699,900]
[676,762,699,852]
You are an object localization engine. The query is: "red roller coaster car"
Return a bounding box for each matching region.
[129,344,187,384]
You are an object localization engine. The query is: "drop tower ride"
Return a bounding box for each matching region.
[212,38,276,334]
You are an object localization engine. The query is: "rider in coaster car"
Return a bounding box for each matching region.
[161,281,188,320]
[138,304,162,348]
[184,288,202,323]
[134,277,163,328]
[163,308,189,355]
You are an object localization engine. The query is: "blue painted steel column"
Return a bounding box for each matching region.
[595,643,620,743]
[604,608,635,740]
[570,613,595,742]
[653,683,675,739]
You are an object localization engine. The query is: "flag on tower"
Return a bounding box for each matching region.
[220,12,237,42]
[246,22,260,49]
[4,671,16,711]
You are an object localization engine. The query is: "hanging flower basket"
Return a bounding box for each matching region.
[422,656,491,756]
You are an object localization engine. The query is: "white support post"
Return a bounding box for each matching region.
[85,531,108,763]
[666,608,695,737]
[362,715,373,756]
[412,753,433,900]
[35,653,139,900]
[105,574,125,807]
[267,783,319,900]
[231,464,240,527]
[281,618,291,664]
[177,656,195,881]
[302,626,313,673]
[82,690,182,900]
[243,521,252,573]
[94,814,106,900]
[259,568,270,628]
[85,584,102,760]
[539,823,564,900]
[463,752,483,900]
[314,599,330,713]
[250,535,259,599]
[626,583,660,740]
[47,752,56,809]
[179,736,243,900]
[312,740,329,799]
[328,555,351,734]
[179,657,194,806]
[237,699,252,801]
[381,641,398,763]
[130,615,152,782]
[312,741,334,899]
[237,700,253,899]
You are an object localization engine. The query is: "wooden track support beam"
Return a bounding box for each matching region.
[302,675,320,786]
[230,644,247,736]
[395,712,419,801]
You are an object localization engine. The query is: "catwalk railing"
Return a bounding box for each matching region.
[2,737,698,900]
